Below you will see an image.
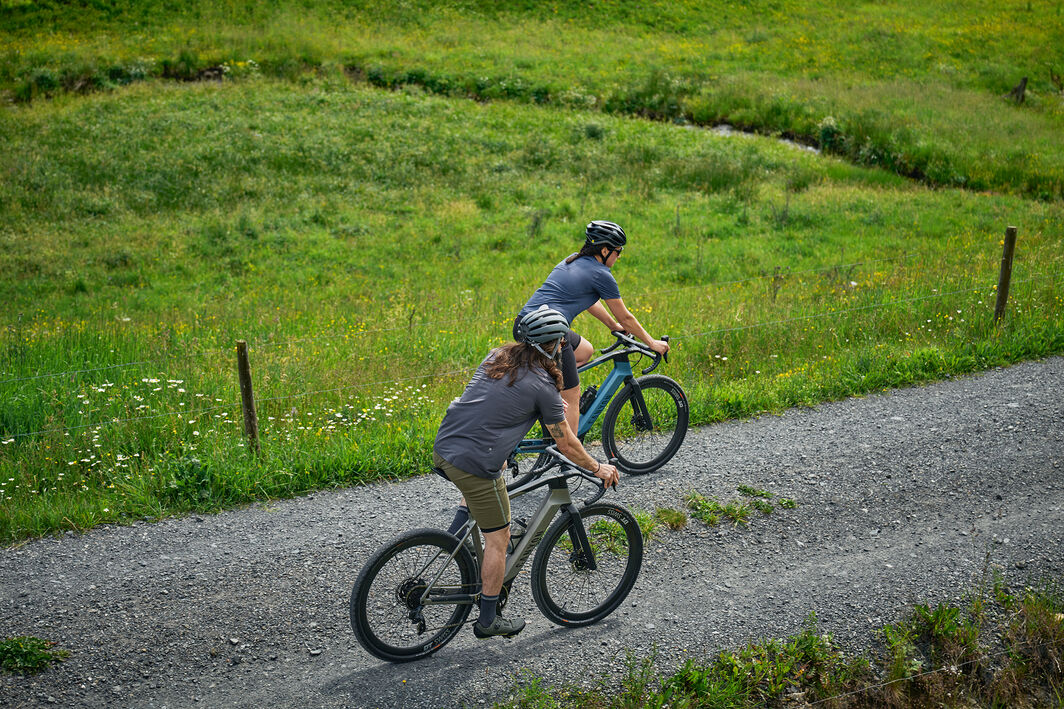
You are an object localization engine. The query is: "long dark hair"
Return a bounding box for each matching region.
[485,343,563,390]
[564,243,606,265]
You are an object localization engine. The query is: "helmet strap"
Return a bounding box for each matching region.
[532,340,562,362]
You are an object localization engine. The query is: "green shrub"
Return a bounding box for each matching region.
[0,636,69,675]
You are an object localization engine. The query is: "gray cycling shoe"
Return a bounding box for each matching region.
[473,615,526,639]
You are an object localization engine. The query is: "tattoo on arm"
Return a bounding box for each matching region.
[545,422,566,440]
[546,421,595,469]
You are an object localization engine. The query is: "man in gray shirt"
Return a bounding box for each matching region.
[433,306,619,639]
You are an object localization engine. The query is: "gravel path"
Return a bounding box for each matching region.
[2,358,1063,708]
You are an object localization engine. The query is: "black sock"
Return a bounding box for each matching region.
[478,593,499,626]
[447,506,469,536]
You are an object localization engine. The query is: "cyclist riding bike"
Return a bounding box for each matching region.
[514,220,670,437]
[434,305,620,639]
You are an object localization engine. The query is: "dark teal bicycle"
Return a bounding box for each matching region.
[507,331,689,489]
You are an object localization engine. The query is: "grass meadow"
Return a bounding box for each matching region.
[1,2,1063,541]
[3,1,1064,198]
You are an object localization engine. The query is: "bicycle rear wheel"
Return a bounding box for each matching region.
[530,503,643,627]
[601,375,689,475]
[350,528,477,662]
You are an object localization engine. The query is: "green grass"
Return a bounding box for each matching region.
[0,62,1062,541]
[497,575,1064,708]
[654,507,688,531]
[2,1,1063,198]
[0,636,69,675]
[685,489,795,528]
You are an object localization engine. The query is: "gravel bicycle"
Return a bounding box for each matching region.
[507,331,688,489]
[349,446,643,663]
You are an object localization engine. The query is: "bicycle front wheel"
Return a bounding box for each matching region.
[350,528,477,663]
[601,375,689,475]
[530,503,643,627]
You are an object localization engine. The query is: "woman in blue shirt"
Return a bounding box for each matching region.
[514,220,670,436]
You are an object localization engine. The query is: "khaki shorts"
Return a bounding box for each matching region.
[434,452,510,533]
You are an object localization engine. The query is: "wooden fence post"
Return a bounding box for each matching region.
[236,340,260,453]
[993,226,1018,324]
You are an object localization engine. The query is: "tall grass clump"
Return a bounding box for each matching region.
[497,575,1064,707]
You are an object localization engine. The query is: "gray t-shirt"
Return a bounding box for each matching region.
[433,351,565,479]
[517,255,622,325]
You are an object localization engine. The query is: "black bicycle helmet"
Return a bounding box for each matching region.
[584,220,627,249]
[515,305,569,360]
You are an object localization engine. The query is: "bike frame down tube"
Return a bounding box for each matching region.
[502,477,575,583]
[576,358,633,439]
[419,476,594,606]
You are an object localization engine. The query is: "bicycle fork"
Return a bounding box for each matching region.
[624,376,654,432]
[561,503,598,572]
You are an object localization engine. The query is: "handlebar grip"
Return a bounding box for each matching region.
[662,335,670,364]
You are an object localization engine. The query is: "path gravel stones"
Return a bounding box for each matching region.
[2,357,1062,708]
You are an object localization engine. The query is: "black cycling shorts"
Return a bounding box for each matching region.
[558,331,581,391]
[513,317,581,391]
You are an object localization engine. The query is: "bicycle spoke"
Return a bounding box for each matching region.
[531,505,641,626]
[352,530,476,661]
[603,376,688,474]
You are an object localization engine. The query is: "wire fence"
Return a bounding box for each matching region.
[0,251,924,385]
[0,246,1004,383]
[3,266,1057,443]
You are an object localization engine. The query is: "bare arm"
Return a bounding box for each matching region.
[603,297,670,356]
[544,419,619,487]
[586,301,622,333]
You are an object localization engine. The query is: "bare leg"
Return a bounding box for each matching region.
[562,386,580,439]
[574,337,594,368]
[480,526,510,597]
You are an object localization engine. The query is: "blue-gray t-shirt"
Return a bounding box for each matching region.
[517,255,621,325]
[433,351,565,479]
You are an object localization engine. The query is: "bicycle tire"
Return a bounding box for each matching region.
[530,503,643,627]
[350,528,477,663]
[601,375,689,475]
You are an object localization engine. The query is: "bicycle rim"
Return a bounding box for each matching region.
[602,375,688,474]
[350,529,476,662]
[530,503,643,627]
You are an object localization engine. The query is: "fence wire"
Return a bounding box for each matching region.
[1,268,1057,441]
[0,252,920,386]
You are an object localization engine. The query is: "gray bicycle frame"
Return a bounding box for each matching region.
[417,462,598,607]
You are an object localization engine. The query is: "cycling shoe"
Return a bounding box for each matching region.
[473,615,526,639]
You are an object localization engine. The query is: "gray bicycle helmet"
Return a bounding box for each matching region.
[584,220,627,249]
[515,305,569,360]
